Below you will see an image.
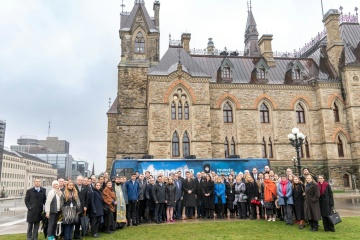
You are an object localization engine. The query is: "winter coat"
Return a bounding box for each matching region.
[174,179,183,201]
[225,181,235,209]
[153,182,166,203]
[90,188,104,217]
[234,182,247,203]
[277,181,294,205]
[245,181,259,200]
[200,180,215,209]
[293,183,305,220]
[25,187,46,223]
[145,183,155,201]
[126,180,139,201]
[214,183,226,205]
[263,180,276,203]
[102,187,116,212]
[319,183,334,217]
[165,183,177,207]
[183,178,196,207]
[195,178,203,204]
[75,185,89,214]
[304,182,321,221]
[137,180,147,201]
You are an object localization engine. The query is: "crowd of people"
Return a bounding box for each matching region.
[24,166,336,240]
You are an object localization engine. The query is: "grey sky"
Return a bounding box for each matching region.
[0,0,358,173]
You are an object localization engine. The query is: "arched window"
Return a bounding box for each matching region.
[178,101,183,120]
[256,67,266,80]
[337,136,344,157]
[224,137,229,158]
[184,102,189,120]
[222,67,231,79]
[300,143,304,158]
[172,132,180,157]
[171,101,176,120]
[230,137,236,156]
[134,32,145,53]
[333,103,340,122]
[268,137,273,158]
[260,103,270,123]
[296,103,305,123]
[223,102,233,123]
[262,137,267,158]
[292,67,301,80]
[183,131,190,157]
[305,137,310,158]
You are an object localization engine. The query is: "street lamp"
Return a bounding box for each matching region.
[288,127,306,176]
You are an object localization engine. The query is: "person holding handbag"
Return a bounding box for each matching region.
[245,175,259,220]
[61,181,81,240]
[263,173,277,222]
[292,176,305,229]
[318,175,335,232]
[45,180,63,240]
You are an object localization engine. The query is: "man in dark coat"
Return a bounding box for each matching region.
[195,173,204,218]
[318,175,335,232]
[153,176,166,223]
[74,176,89,239]
[137,174,147,224]
[183,171,196,219]
[145,178,155,222]
[25,178,46,240]
[174,174,183,220]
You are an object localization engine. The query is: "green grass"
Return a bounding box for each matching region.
[1,217,359,240]
[333,190,346,193]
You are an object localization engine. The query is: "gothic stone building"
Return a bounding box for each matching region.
[107,1,360,189]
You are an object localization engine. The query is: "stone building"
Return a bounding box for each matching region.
[1,149,57,197]
[107,1,360,188]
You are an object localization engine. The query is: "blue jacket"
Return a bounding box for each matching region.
[277,181,294,205]
[214,183,226,204]
[126,180,140,201]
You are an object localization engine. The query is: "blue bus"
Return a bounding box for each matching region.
[110,158,270,178]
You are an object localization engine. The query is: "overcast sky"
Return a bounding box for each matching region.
[0,0,358,173]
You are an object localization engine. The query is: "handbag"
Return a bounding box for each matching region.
[62,205,77,224]
[240,194,248,200]
[329,210,342,225]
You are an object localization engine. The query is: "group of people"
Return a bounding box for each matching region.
[24,166,336,240]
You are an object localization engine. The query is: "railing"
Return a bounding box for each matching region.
[169,39,181,47]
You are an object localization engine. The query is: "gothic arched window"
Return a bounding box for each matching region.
[337,136,344,158]
[230,137,236,156]
[171,101,176,120]
[183,131,190,157]
[172,132,180,157]
[262,137,267,158]
[305,137,310,158]
[260,103,270,123]
[268,137,273,158]
[178,101,183,120]
[134,32,145,53]
[333,102,340,122]
[184,102,189,120]
[223,102,233,123]
[296,103,306,124]
[224,137,229,158]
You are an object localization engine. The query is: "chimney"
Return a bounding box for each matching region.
[258,34,275,67]
[207,38,215,55]
[153,0,160,29]
[323,9,344,74]
[181,33,191,53]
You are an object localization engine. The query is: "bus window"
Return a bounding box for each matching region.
[115,168,135,179]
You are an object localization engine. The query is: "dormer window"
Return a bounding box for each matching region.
[134,32,145,53]
[256,67,266,80]
[222,67,232,80]
[292,67,301,80]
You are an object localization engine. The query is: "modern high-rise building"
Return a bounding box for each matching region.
[0,120,6,182]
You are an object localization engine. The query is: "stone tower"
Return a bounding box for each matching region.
[244,5,260,57]
[107,0,160,170]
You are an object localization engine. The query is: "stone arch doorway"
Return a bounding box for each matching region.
[343,173,351,188]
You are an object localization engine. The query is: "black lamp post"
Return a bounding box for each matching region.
[288,128,305,176]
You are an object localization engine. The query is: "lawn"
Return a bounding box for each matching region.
[1,217,359,240]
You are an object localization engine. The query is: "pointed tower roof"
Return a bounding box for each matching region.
[245,5,259,40]
[244,2,260,57]
[120,0,158,33]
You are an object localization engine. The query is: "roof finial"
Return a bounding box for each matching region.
[247,0,252,12]
[339,6,343,14]
[121,0,125,13]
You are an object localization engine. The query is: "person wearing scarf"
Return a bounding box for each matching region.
[318,175,335,232]
[263,173,277,221]
[277,175,293,225]
[304,175,321,231]
[45,180,63,240]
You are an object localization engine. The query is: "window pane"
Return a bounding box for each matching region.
[178,102,183,120]
[184,102,189,120]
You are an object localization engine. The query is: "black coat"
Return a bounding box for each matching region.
[304,182,321,221]
[153,182,166,203]
[75,185,89,214]
[137,180,147,201]
[292,183,305,220]
[165,184,176,207]
[225,182,235,209]
[245,182,259,200]
[25,187,46,223]
[195,178,203,203]
[319,183,334,217]
[200,180,214,209]
[145,183,155,201]
[183,178,196,207]
[91,189,104,217]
